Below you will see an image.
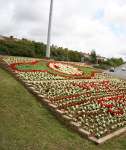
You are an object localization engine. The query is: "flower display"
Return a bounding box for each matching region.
[49,62,83,75]
[9,61,48,72]
[3,56,39,65]
[1,55,126,141]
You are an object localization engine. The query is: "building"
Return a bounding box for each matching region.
[83,52,90,58]
[96,55,107,63]
[82,52,107,63]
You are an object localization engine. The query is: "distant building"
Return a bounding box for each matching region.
[82,52,107,63]
[83,52,90,58]
[0,35,20,41]
[96,55,107,63]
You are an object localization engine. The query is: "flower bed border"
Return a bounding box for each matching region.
[9,61,48,72]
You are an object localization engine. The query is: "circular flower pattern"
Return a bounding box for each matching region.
[49,62,83,75]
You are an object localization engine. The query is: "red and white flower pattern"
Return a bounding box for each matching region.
[49,62,83,75]
[1,56,126,140]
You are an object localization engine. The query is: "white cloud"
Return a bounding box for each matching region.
[0,0,126,59]
[103,1,126,25]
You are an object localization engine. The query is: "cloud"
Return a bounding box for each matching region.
[0,0,126,59]
[13,0,49,23]
[104,1,126,24]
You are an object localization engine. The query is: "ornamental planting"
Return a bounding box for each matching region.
[1,55,126,143]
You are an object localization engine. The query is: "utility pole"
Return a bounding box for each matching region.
[46,0,54,58]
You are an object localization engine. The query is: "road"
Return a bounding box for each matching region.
[105,64,126,80]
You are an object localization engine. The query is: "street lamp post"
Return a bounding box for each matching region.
[46,0,54,58]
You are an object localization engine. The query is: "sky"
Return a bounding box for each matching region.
[0,0,126,59]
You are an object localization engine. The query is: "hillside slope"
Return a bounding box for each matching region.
[0,68,126,149]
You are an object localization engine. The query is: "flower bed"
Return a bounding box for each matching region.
[10,61,48,72]
[1,56,126,143]
[7,57,97,79]
[25,78,126,139]
[48,62,83,75]
[48,62,98,79]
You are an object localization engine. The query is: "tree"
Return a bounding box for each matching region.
[90,50,97,64]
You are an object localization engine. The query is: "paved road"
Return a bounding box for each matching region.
[105,64,126,80]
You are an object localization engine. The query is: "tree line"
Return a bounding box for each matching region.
[0,36,124,68]
[0,37,81,62]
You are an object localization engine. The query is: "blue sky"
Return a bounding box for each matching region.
[0,0,126,59]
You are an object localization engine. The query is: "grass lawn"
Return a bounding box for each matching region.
[79,67,95,75]
[0,67,126,150]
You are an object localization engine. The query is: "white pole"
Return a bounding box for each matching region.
[46,0,54,58]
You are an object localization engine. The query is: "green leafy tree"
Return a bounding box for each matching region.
[90,50,97,64]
